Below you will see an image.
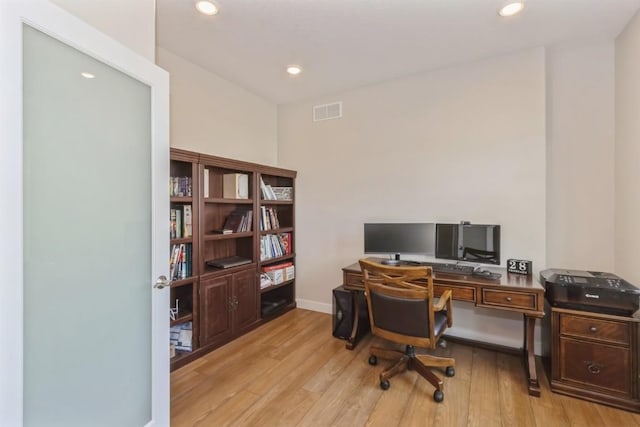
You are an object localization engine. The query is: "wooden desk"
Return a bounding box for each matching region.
[341,259,545,396]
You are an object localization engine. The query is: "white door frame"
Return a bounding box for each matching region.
[0,1,170,425]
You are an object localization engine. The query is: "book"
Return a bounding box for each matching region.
[212,229,233,234]
[183,205,192,237]
[222,212,245,232]
[170,209,177,239]
[175,207,182,239]
[203,168,210,198]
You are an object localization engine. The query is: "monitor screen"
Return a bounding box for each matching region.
[364,223,435,256]
[435,223,500,265]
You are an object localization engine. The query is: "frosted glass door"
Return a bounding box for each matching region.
[22,25,154,426]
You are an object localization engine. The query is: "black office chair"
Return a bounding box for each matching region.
[359,259,455,402]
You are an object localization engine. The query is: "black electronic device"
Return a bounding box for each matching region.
[332,285,369,340]
[435,223,500,265]
[206,255,252,269]
[472,268,502,280]
[364,223,435,264]
[541,268,640,316]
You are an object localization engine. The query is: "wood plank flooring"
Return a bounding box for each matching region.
[171,309,640,426]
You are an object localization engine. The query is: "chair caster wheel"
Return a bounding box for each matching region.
[368,356,378,366]
[380,379,390,390]
[446,366,455,377]
[434,390,444,402]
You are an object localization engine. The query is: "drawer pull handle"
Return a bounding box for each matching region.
[587,363,601,375]
[589,326,597,333]
[505,297,512,302]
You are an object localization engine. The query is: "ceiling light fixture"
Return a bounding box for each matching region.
[196,1,218,16]
[286,65,302,76]
[498,1,525,17]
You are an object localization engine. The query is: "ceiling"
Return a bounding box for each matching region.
[156,0,640,105]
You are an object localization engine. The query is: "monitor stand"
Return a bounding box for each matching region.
[381,253,401,265]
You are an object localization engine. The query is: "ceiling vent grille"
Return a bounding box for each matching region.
[313,101,342,122]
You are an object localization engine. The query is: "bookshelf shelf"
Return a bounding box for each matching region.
[171,196,192,203]
[260,227,293,236]
[171,312,193,326]
[204,198,254,204]
[260,279,294,294]
[170,277,196,288]
[261,253,295,265]
[169,149,296,371]
[204,231,253,241]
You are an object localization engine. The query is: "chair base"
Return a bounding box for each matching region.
[369,344,455,402]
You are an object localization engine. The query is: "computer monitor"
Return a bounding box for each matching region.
[435,223,500,265]
[364,223,435,264]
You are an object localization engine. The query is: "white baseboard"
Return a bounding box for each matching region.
[296,298,332,314]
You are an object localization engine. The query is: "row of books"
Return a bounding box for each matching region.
[170,243,192,280]
[170,176,192,197]
[215,210,253,234]
[170,321,192,352]
[260,233,291,260]
[260,206,281,231]
[170,205,193,239]
[260,178,292,201]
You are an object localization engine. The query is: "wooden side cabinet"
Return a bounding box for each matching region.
[548,306,640,412]
[199,268,259,348]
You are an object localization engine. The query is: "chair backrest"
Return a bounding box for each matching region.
[359,259,438,349]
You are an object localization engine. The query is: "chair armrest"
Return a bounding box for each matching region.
[434,290,452,311]
[434,289,453,327]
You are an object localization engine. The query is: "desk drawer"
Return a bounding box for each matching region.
[560,313,630,346]
[559,337,630,395]
[434,285,475,302]
[481,289,537,310]
[344,272,364,289]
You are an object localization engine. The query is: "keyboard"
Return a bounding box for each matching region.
[427,263,475,275]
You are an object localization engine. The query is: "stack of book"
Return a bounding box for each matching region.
[259,177,277,200]
[169,243,192,280]
[170,205,193,238]
[259,232,291,260]
[259,206,281,230]
[169,176,192,197]
[170,322,192,352]
[215,210,252,234]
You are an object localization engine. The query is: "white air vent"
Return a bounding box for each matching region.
[313,101,342,122]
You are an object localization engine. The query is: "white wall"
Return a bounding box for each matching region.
[278,49,547,348]
[615,11,640,286]
[50,0,155,61]
[546,42,615,271]
[157,47,278,165]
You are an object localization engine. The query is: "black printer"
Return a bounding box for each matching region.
[540,268,640,316]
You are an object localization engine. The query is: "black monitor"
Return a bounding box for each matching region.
[435,223,500,265]
[364,223,435,264]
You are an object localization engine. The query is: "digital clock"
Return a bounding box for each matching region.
[507,259,532,276]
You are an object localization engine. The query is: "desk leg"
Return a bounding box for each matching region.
[524,314,541,397]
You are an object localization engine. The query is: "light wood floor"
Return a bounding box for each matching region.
[171,309,640,426]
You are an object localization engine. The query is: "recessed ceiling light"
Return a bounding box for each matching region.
[286,65,302,76]
[81,72,95,79]
[498,2,525,17]
[196,1,218,16]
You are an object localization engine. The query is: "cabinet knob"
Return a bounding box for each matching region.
[589,326,597,333]
[587,363,601,374]
[505,297,512,302]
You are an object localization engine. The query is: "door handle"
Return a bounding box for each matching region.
[154,275,171,289]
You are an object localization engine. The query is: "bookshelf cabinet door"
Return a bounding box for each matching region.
[5,6,170,426]
[200,275,233,346]
[233,269,259,332]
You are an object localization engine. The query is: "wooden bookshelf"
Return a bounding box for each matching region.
[169,148,296,371]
